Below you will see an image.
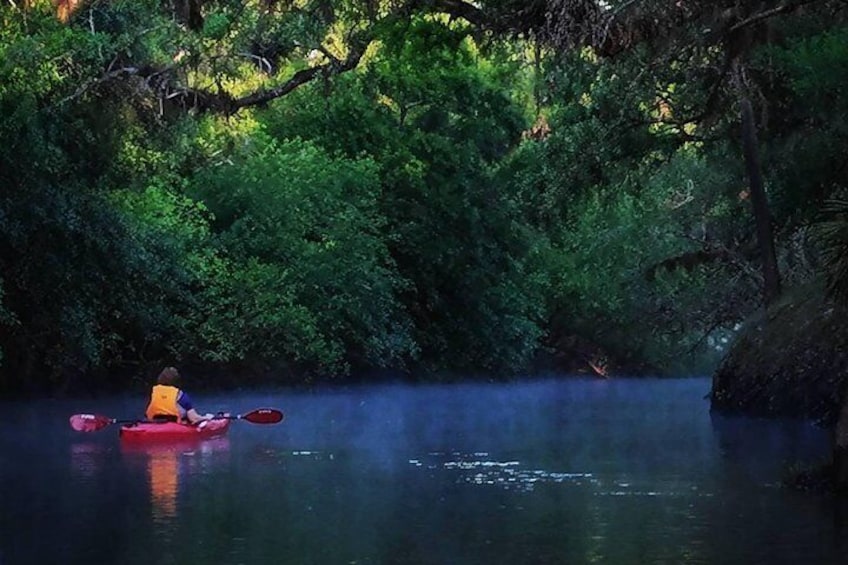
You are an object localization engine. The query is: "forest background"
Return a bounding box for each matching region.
[2,0,848,396]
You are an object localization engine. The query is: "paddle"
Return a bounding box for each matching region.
[219,408,284,424]
[69,408,284,432]
[69,414,138,432]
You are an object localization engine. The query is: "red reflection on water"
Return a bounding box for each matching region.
[120,438,230,521]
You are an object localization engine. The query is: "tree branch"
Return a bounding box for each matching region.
[54,0,835,116]
[56,67,141,106]
[422,0,487,27]
[729,0,824,33]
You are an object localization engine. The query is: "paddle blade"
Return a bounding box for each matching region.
[69,414,112,432]
[242,408,284,424]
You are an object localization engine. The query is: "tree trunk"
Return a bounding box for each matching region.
[739,95,781,306]
[173,0,203,30]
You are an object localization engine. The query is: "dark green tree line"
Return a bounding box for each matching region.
[2,0,848,393]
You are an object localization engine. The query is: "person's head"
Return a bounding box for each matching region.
[157,366,180,386]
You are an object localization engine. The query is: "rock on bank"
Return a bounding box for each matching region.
[710,285,848,427]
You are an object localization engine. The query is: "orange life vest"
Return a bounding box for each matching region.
[146,384,182,420]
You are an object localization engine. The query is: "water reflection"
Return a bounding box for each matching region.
[120,438,230,525]
[69,441,111,479]
[709,410,830,479]
[148,448,179,519]
[9,378,848,564]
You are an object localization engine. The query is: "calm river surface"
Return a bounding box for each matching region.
[0,377,845,564]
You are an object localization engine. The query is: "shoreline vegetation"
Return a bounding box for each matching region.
[712,282,848,493]
[3,1,848,480]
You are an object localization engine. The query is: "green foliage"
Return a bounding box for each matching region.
[746,26,848,299]
[203,12,232,41]
[751,28,848,227]
[190,133,416,375]
[3,0,848,393]
[504,48,761,373]
[0,182,199,382]
[0,4,209,390]
[538,146,750,372]
[776,29,848,113]
[260,18,544,374]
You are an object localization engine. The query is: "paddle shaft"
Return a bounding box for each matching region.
[70,407,283,432]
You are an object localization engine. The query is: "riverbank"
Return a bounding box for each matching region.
[710,283,848,427]
[710,282,848,491]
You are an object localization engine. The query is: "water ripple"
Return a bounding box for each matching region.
[410,451,599,491]
[410,451,716,497]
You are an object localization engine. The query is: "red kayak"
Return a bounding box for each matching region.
[70,408,283,442]
[119,419,230,443]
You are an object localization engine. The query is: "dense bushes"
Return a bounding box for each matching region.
[2,3,848,393]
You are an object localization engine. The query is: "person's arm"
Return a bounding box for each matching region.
[186,408,214,424]
[178,391,214,423]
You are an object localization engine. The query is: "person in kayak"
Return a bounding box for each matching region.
[145,366,214,424]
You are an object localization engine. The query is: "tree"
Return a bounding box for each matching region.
[260,17,547,374]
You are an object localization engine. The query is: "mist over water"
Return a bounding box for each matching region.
[1,377,845,564]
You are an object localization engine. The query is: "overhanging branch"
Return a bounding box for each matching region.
[55,0,837,116]
[729,0,823,33]
[56,66,141,107]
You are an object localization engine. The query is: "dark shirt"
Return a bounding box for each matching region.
[177,391,193,411]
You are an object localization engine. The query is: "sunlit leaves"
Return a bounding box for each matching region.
[256,20,543,374]
[190,133,415,374]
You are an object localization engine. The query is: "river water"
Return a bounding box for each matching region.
[0,377,844,564]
